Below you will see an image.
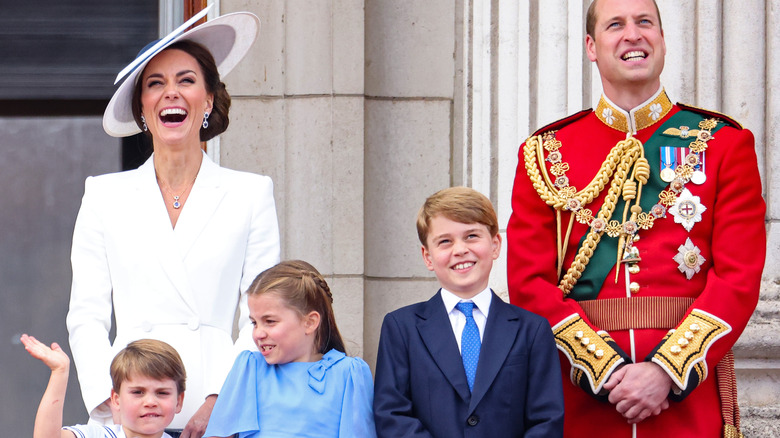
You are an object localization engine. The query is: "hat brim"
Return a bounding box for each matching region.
[103,11,260,138]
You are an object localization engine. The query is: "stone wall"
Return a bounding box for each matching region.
[217,0,779,433]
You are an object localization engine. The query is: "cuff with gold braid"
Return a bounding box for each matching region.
[647,309,732,401]
[553,314,630,400]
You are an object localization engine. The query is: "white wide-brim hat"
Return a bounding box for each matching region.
[103,5,259,137]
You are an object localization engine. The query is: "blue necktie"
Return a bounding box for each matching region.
[456,302,481,392]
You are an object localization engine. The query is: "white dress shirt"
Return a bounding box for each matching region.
[440,287,492,353]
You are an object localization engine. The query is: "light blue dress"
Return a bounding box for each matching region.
[205,349,376,438]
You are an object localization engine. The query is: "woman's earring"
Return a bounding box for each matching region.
[141,115,148,132]
[202,112,210,129]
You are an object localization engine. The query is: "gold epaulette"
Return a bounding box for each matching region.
[677,103,743,129]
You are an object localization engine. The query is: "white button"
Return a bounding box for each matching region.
[188,318,200,330]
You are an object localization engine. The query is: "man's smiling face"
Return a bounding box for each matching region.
[586,0,666,101]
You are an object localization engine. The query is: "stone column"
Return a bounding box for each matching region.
[218,0,367,355]
[364,0,458,366]
[211,0,779,432]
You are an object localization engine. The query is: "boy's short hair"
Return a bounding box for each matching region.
[110,339,186,395]
[416,186,499,246]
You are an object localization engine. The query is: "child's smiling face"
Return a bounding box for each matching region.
[111,373,183,438]
[249,292,321,364]
[422,215,501,299]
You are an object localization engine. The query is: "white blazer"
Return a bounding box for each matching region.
[66,153,280,428]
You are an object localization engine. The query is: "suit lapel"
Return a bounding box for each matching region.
[172,153,227,260]
[468,292,520,412]
[130,155,202,314]
[416,291,471,402]
[131,156,177,252]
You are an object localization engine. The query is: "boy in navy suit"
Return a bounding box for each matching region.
[374,187,564,437]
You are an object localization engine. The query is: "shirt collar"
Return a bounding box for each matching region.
[595,86,673,134]
[440,287,492,317]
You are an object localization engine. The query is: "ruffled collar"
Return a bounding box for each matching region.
[307,349,345,394]
[595,87,673,133]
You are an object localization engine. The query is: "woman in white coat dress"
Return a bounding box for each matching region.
[66,9,279,438]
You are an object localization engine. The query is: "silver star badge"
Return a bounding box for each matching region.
[673,238,706,279]
[669,188,706,232]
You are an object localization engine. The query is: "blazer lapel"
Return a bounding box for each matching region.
[132,156,177,251]
[468,291,520,412]
[172,153,227,260]
[132,156,197,313]
[416,291,471,402]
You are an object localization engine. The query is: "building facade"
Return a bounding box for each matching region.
[2,0,777,435]
[215,0,778,434]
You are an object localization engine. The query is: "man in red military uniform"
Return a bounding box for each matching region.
[507,0,766,437]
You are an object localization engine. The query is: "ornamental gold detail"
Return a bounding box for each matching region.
[522,113,720,297]
[636,212,654,230]
[553,315,624,393]
[651,310,732,390]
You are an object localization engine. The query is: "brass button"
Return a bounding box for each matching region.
[629,282,641,294]
[628,264,640,275]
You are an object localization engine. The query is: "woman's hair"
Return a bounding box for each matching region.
[110,339,186,394]
[247,260,346,355]
[131,40,231,141]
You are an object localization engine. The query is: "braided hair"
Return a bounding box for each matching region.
[247,260,346,354]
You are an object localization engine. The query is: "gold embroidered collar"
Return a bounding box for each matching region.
[595,87,673,133]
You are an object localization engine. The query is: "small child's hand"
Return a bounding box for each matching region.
[20,334,70,373]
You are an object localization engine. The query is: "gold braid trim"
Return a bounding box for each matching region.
[717,351,743,438]
[524,134,624,209]
[524,135,645,296]
[651,309,732,390]
[723,425,743,438]
[552,314,625,394]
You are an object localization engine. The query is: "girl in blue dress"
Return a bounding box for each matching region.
[204,260,376,438]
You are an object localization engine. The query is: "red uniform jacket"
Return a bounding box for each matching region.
[507,88,765,438]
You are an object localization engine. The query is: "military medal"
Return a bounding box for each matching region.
[691,170,706,185]
[662,122,717,186]
[673,238,706,279]
[661,168,676,183]
[527,108,719,296]
[669,188,706,231]
[691,153,706,185]
[660,147,677,182]
[681,148,706,185]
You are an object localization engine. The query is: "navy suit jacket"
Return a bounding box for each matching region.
[374,290,564,438]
